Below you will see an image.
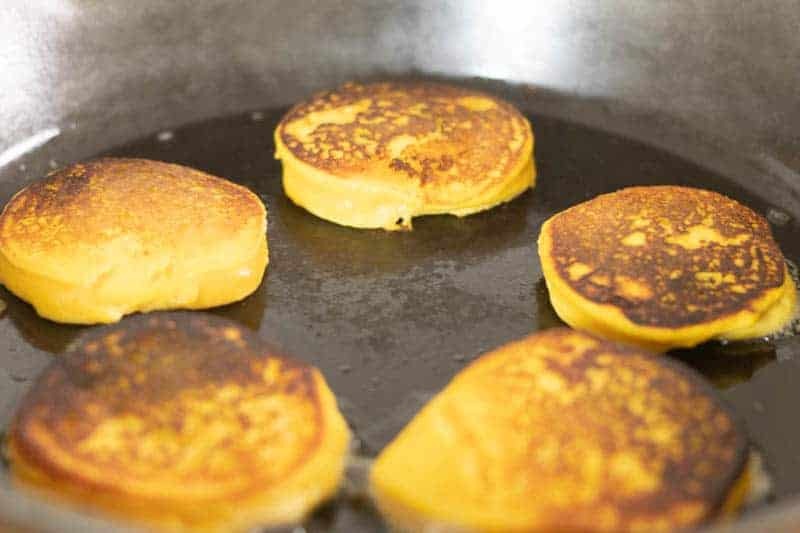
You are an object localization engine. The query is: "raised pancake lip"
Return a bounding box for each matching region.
[370,328,749,532]
[8,312,349,530]
[539,186,791,347]
[275,81,535,229]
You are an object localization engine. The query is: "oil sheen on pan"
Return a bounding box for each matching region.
[0,79,799,532]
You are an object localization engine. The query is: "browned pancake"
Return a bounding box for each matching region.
[0,158,268,324]
[0,158,262,264]
[7,312,349,532]
[548,186,783,327]
[274,81,535,229]
[370,328,750,532]
[278,81,528,188]
[539,186,795,349]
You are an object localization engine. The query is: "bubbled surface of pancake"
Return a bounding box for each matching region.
[370,328,748,532]
[275,81,534,228]
[544,186,786,329]
[8,313,349,532]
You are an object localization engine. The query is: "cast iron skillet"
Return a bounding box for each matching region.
[1,2,799,532]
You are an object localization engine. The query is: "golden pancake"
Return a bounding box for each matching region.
[274,81,535,230]
[0,158,268,324]
[6,313,350,532]
[539,186,796,351]
[370,328,749,532]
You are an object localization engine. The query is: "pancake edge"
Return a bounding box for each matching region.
[538,217,793,351]
[274,109,535,231]
[6,367,350,532]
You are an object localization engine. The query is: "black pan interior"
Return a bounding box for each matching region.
[1,78,799,532]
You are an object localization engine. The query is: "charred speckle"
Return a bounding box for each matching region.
[389,158,416,175]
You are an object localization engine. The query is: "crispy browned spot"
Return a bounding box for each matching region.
[277,81,531,188]
[475,329,748,528]
[10,312,323,498]
[0,158,263,256]
[547,186,785,328]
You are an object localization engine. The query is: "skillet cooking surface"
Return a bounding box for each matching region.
[1,80,799,531]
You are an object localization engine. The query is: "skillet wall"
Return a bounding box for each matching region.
[2,1,799,186]
[1,1,799,532]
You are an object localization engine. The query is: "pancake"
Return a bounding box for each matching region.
[370,328,749,532]
[538,186,796,351]
[6,312,350,532]
[0,158,268,324]
[274,81,535,230]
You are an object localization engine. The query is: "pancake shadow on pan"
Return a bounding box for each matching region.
[265,503,383,533]
[534,277,568,331]
[276,187,534,276]
[535,278,775,388]
[294,496,384,533]
[266,453,383,533]
[206,276,268,331]
[673,341,776,389]
[0,279,268,355]
[0,287,82,355]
